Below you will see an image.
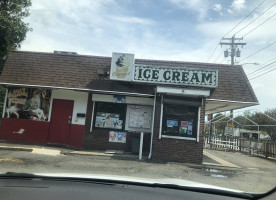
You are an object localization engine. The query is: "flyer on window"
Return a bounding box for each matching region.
[166,120,178,128]
[109,131,126,143]
[187,122,193,135]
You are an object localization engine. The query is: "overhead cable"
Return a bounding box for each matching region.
[240,40,276,62]
[206,0,266,62]
[222,0,267,37]
[249,66,276,80]
[235,2,276,35]
[247,58,276,76]
[242,12,276,37]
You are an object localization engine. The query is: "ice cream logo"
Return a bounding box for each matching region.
[112,54,132,79]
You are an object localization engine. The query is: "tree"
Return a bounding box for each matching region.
[235,109,276,141]
[0,0,32,73]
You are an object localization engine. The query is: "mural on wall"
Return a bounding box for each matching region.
[5,88,51,121]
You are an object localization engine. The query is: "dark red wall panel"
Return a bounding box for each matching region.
[0,118,50,144]
[68,124,85,148]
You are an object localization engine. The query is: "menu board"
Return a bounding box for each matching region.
[127,105,152,130]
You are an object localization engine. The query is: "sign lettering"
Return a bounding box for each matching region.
[134,65,218,87]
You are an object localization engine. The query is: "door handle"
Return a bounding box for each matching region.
[68,120,71,124]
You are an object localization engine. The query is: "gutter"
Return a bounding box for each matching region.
[148,90,156,159]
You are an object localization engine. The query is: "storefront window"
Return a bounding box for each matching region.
[94,102,126,130]
[162,103,198,139]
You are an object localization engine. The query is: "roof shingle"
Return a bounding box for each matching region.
[0,51,258,103]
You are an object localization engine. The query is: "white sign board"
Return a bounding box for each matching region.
[134,65,218,88]
[110,52,134,81]
[125,105,152,132]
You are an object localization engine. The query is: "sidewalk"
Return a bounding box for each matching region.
[0,141,240,169]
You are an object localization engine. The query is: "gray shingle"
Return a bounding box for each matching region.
[0,51,258,103]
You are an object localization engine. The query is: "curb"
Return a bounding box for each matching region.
[0,146,33,152]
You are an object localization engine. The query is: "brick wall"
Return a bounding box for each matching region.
[83,94,151,153]
[151,95,205,164]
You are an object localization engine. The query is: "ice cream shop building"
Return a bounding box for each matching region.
[0,51,258,163]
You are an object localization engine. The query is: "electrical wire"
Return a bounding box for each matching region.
[240,40,276,62]
[242,12,276,37]
[206,0,266,62]
[247,58,276,76]
[235,2,276,35]
[206,45,219,62]
[248,63,276,77]
[249,66,276,80]
[222,0,267,37]
[213,50,224,63]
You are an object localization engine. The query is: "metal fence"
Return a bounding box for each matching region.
[204,135,276,158]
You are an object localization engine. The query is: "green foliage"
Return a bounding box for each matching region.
[0,0,32,73]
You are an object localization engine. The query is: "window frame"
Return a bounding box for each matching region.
[159,96,201,141]
[92,101,127,131]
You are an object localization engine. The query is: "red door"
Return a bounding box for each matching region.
[48,99,74,145]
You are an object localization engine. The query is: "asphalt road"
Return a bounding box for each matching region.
[0,148,275,194]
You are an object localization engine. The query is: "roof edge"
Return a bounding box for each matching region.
[0,82,154,97]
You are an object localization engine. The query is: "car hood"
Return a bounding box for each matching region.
[32,173,243,193]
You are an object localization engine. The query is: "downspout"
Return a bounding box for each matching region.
[2,88,8,118]
[148,89,157,159]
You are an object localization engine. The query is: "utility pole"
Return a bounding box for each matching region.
[220,35,246,66]
[220,35,246,129]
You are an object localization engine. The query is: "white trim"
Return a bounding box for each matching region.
[2,89,8,118]
[206,98,259,104]
[162,135,197,141]
[159,95,163,139]
[156,86,210,97]
[197,107,201,142]
[139,132,144,160]
[92,94,154,105]
[0,82,154,97]
[90,101,95,132]
[48,91,54,122]
[148,91,156,159]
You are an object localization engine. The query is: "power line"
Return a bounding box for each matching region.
[240,40,276,62]
[213,50,224,63]
[206,0,266,62]
[249,66,276,80]
[247,58,276,76]
[242,12,276,37]
[206,45,219,62]
[222,0,267,37]
[235,2,276,35]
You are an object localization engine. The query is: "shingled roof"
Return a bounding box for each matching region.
[0,51,258,113]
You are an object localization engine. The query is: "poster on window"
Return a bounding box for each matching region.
[5,88,51,121]
[187,122,193,135]
[95,112,123,129]
[128,105,152,129]
[166,120,178,128]
[179,121,188,134]
[109,131,127,143]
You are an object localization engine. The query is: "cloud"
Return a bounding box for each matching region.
[213,4,222,12]
[109,16,154,25]
[230,0,246,11]
[168,0,209,20]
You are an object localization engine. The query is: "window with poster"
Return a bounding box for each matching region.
[161,99,200,140]
[93,102,126,130]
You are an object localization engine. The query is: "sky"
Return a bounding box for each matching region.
[20,0,276,113]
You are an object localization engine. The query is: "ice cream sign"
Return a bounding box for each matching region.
[110,52,218,88]
[110,52,135,81]
[134,65,218,88]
